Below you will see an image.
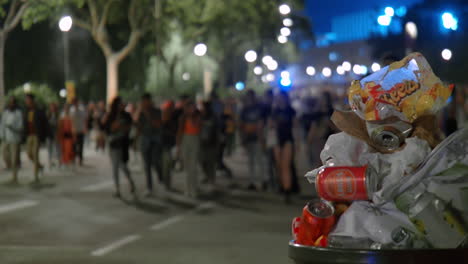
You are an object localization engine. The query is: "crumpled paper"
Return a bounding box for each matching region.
[348,52,453,123]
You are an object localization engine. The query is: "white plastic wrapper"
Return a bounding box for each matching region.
[426,164,468,213]
[310,132,431,204]
[372,137,431,204]
[330,201,417,244]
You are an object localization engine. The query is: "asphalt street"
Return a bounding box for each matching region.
[0,145,313,264]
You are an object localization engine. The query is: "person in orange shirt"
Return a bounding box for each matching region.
[58,105,75,166]
[177,100,201,198]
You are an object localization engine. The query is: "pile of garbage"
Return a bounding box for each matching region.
[292,53,468,249]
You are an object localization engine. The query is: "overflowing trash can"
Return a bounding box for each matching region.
[289,53,468,263]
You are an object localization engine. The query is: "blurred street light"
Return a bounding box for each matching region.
[441,12,458,31]
[283,18,293,27]
[280,78,291,87]
[59,89,67,98]
[235,82,245,91]
[194,43,207,56]
[267,60,278,71]
[306,66,315,76]
[59,16,73,86]
[384,7,394,17]
[280,27,291,37]
[182,72,191,81]
[377,15,391,26]
[336,65,345,75]
[281,71,290,79]
[262,55,273,65]
[266,73,275,82]
[371,62,381,72]
[353,64,361,75]
[322,67,331,77]
[342,61,351,71]
[59,16,73,32]
[360,65,368,75]
[253,66,263,75]
[23,83,31,93]
[277,35,288,44]
[441,49,452,61]
[405,21,418,39]
[244,50,257,62]
[279,4,291,15]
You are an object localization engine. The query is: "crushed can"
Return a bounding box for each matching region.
[295,199,336,246]
[371,227,430,249]
[397,191,468,248]
[308,166,379,201]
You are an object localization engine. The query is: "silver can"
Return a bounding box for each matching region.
[366,120,413,152]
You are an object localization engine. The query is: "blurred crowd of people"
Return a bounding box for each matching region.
[0,89,337,203]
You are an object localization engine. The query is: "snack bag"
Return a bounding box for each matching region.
[349,52,453,123]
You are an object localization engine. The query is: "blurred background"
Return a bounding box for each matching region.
[0,0,467,263]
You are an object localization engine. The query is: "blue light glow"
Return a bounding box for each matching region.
[447,96,453,104]
[235,82,245,91]
[396,6,407,17]
[442,12,458,31]
[329,51,339,61]
[280,78,291,87]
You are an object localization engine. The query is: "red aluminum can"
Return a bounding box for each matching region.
[311,166,378,202]
[295,199,336,246]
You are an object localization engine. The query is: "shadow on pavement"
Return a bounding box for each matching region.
[29,182,57,191]
[120,196,170,214]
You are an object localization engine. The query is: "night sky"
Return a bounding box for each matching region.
[305,0,423,34]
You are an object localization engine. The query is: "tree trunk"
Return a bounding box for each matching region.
[218,57,228,90]
[106,56,119,104]
[168,59,176,93]
[0,33,6,110]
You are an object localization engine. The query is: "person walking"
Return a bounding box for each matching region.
[239,90,265,191]
[95,101,107,152]
[70,98,87,166]
[135,93,162,196]
[270,91,298,203]
[103,97,136,198]
[23,94,48,183]
[262,89,277,191]
[161,100,178,190]
[1,97,23,183]
[58,105,75,167]
[177,100,201,198]
[199,101,221,185]
[217,104,234,179]
[47,103,61,168]
[222,102,236,157]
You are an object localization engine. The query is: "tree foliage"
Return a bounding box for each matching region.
[6,82,59,107]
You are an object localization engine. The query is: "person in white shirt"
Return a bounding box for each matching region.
[70,98,87,166]
[1,97,23,183]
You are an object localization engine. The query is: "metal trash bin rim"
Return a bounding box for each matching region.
[288,240,468,264]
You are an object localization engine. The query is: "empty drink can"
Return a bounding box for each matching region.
[296,199,336,246]
[309,166,379,201]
